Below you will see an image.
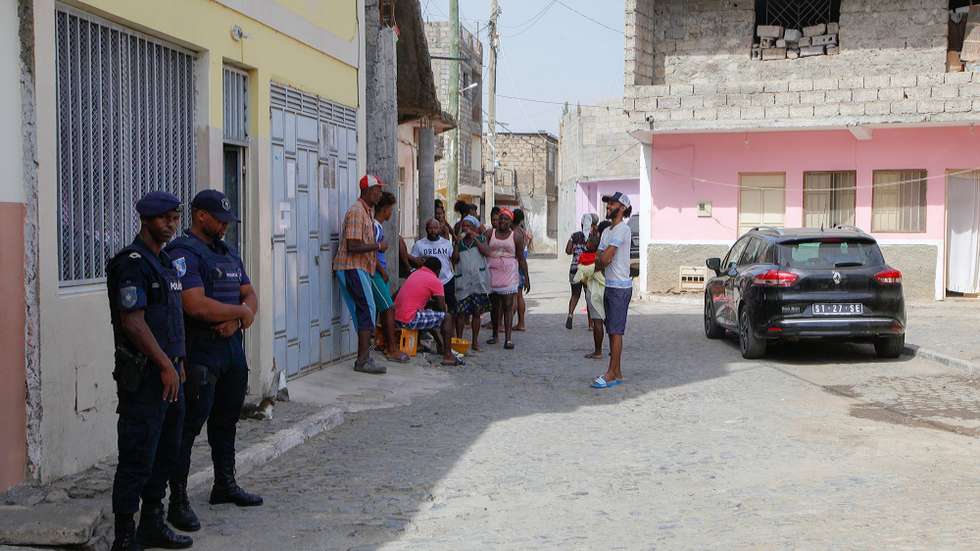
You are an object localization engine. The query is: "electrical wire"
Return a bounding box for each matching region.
[556,1,623,35]
[501,0,560,38]
[654,165,980,192]
[497,93,619,110]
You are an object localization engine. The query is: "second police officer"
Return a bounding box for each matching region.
[165,190,262,534]
[106,192,193,550]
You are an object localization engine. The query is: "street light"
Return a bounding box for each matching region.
[460,82,478,94]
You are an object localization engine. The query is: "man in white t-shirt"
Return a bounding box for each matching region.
[409,218,458,312]
[592,192,633,389]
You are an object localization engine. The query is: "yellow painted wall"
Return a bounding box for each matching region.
[74,0,359,134]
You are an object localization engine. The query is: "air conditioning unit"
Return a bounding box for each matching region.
[678,266,708,291]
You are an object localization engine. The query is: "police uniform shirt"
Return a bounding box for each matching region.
[168,231,250,301]
[107,237,185,357]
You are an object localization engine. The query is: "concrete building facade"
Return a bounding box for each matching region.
[11,0,366,488]
[623,0,980,301]
[424,22,484,202]
[490,132,559,253]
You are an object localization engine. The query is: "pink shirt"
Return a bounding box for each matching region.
[394,267,445,324]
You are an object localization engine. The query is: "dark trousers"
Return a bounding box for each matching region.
[171,358,248,484]
[112,373,185,514]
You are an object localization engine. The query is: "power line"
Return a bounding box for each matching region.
[500,0,559,37]
[557,1,623,35]
[497,93,620,110]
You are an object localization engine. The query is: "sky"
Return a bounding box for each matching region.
[421,0,625,136]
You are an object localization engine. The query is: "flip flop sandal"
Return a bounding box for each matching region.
[591,376,621,389]
[565,317,573,329]
[504,341,515,350]
[441,357,465,367]
[584,353,603,359]
[385,352,411,364]
[486,337,498,345]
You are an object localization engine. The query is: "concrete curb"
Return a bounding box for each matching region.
[186,406,344,492]
[904,344,978,376]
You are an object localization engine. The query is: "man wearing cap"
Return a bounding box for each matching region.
[334,174,389,374]
[592,191,634,389]
[165,189,262,534]
[106,191,193,550]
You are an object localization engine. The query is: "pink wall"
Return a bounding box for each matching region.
[575,178,639,223]
[649,127,980,241]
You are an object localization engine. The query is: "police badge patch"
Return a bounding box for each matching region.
[120,286,139,309]
[221,198,231,211]
[173,257,187,278]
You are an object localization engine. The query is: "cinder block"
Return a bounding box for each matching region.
[840,102,865,116]
[904,86,932,100]
[890,75,916,88]
[839,76,864,89]
[787,49,800,59]
[740,81,765,94]
[726,93,752,107]
[783,29,802,43]
[959,82,980,97]
[798,36,812,47]
[670,109,694,121]
[681,95,704,108]
[803,23,826,37]
[760,37,775,48]
[763,47,786,61]
[800,45,826,57]
[740,106,764,120]
[812,34,838,46]
[670,84,695,97]
[917,74,944,86]
[878,88,905,101]
[693,82,718,95]
[766,105,790,119]
[865,75,890,88]
[757,25,783,38]
[814,103,841,117]
[751,93,777,106]
[826,46,840,55]
[789,80,814,92]
[932,85,959,99]
[825,89,852,103]
[694,107,718,121]
[751,46,762,60]
[657,97,681,109]
[946,98,973,112]
[717,106,741,120]
[704,94,728,107]
[853,88,878,102]
[828,22,839,35]
[945,72,973,84]
[917,99,945,114]
[776,39,787,48]
[891,100,918,114]
[865,101,891,116]
[789,105,814,118]
[800,91,826,104]
[764,81,789,93]
[813,77,838,90]
[774,91,800,105]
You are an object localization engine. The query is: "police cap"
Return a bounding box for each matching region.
[191,189,238,223]
[135,191,181,217]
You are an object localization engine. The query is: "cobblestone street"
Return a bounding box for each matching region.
[181,259,980,550]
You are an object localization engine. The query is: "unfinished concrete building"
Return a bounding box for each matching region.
[424,22,484,204]
[491,132,559,253]
[624,0,980,301]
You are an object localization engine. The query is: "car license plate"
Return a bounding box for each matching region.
[812,303,864,315]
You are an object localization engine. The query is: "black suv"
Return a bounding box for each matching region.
[703,226,906,359]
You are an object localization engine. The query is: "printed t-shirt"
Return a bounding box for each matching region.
[411,237,454,283]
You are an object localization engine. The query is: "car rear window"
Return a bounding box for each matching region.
[777,239,884,269]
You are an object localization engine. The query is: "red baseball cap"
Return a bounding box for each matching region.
[359,174,384,191]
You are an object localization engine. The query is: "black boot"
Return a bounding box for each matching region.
[167,481,201,532]
[112,514,143,551]
[137,503,193,549]
[209,460,263,507]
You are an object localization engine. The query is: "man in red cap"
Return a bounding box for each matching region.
[334,174,404,374]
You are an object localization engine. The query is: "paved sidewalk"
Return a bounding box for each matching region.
[905,299,980,373]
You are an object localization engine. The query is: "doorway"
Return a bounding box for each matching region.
[946,170,980,295]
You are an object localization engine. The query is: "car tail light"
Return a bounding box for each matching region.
[753,269,799,287]
[875,269,903,285]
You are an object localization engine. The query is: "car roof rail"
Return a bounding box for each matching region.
[750,226,784,235]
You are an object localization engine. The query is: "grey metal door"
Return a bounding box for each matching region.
[271,84,358,378]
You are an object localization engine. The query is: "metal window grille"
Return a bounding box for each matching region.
[223,67,248,145]
[872,170,928,233]
[803,171,856,229]
[760,0,836,30]
[56,7,195,285]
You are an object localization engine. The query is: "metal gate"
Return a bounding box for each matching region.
[270,84,359,378]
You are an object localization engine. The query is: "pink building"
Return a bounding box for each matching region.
[622,0,980,301]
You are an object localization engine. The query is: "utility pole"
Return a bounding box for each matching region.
[447,0,460,210]
[485,0,500,216]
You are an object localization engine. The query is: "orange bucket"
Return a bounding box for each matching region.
[399,329,419,357]
[450,337,470,356]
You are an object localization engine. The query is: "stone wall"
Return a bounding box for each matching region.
[624,0,654,86]
[492,133,558,253]
[424,22,483,193]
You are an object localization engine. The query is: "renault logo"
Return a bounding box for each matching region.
[832,271,842,285]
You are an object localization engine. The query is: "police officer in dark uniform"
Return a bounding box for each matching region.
[107,192,194,550]
[165,189,262,533]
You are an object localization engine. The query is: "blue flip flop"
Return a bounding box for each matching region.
[591,376,623,389]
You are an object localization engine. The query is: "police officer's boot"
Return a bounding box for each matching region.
[167,481,201,532]
[111,514,143,551]
[209,459,263,507]
[136,502,193,549]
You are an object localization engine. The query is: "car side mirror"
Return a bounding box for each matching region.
[706,257,721,275]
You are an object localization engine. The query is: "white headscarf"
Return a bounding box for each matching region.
[581,213,597,234]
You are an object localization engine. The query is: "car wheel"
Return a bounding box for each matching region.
[875,334,905,359]
[704,294,724,339]
[738,307,767,359]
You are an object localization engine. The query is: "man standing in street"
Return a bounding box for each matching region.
[106,191,192,550]
[408,218,457,313]
[166,189,262,535]
[592,192,633,389]
[334,174,388,374]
